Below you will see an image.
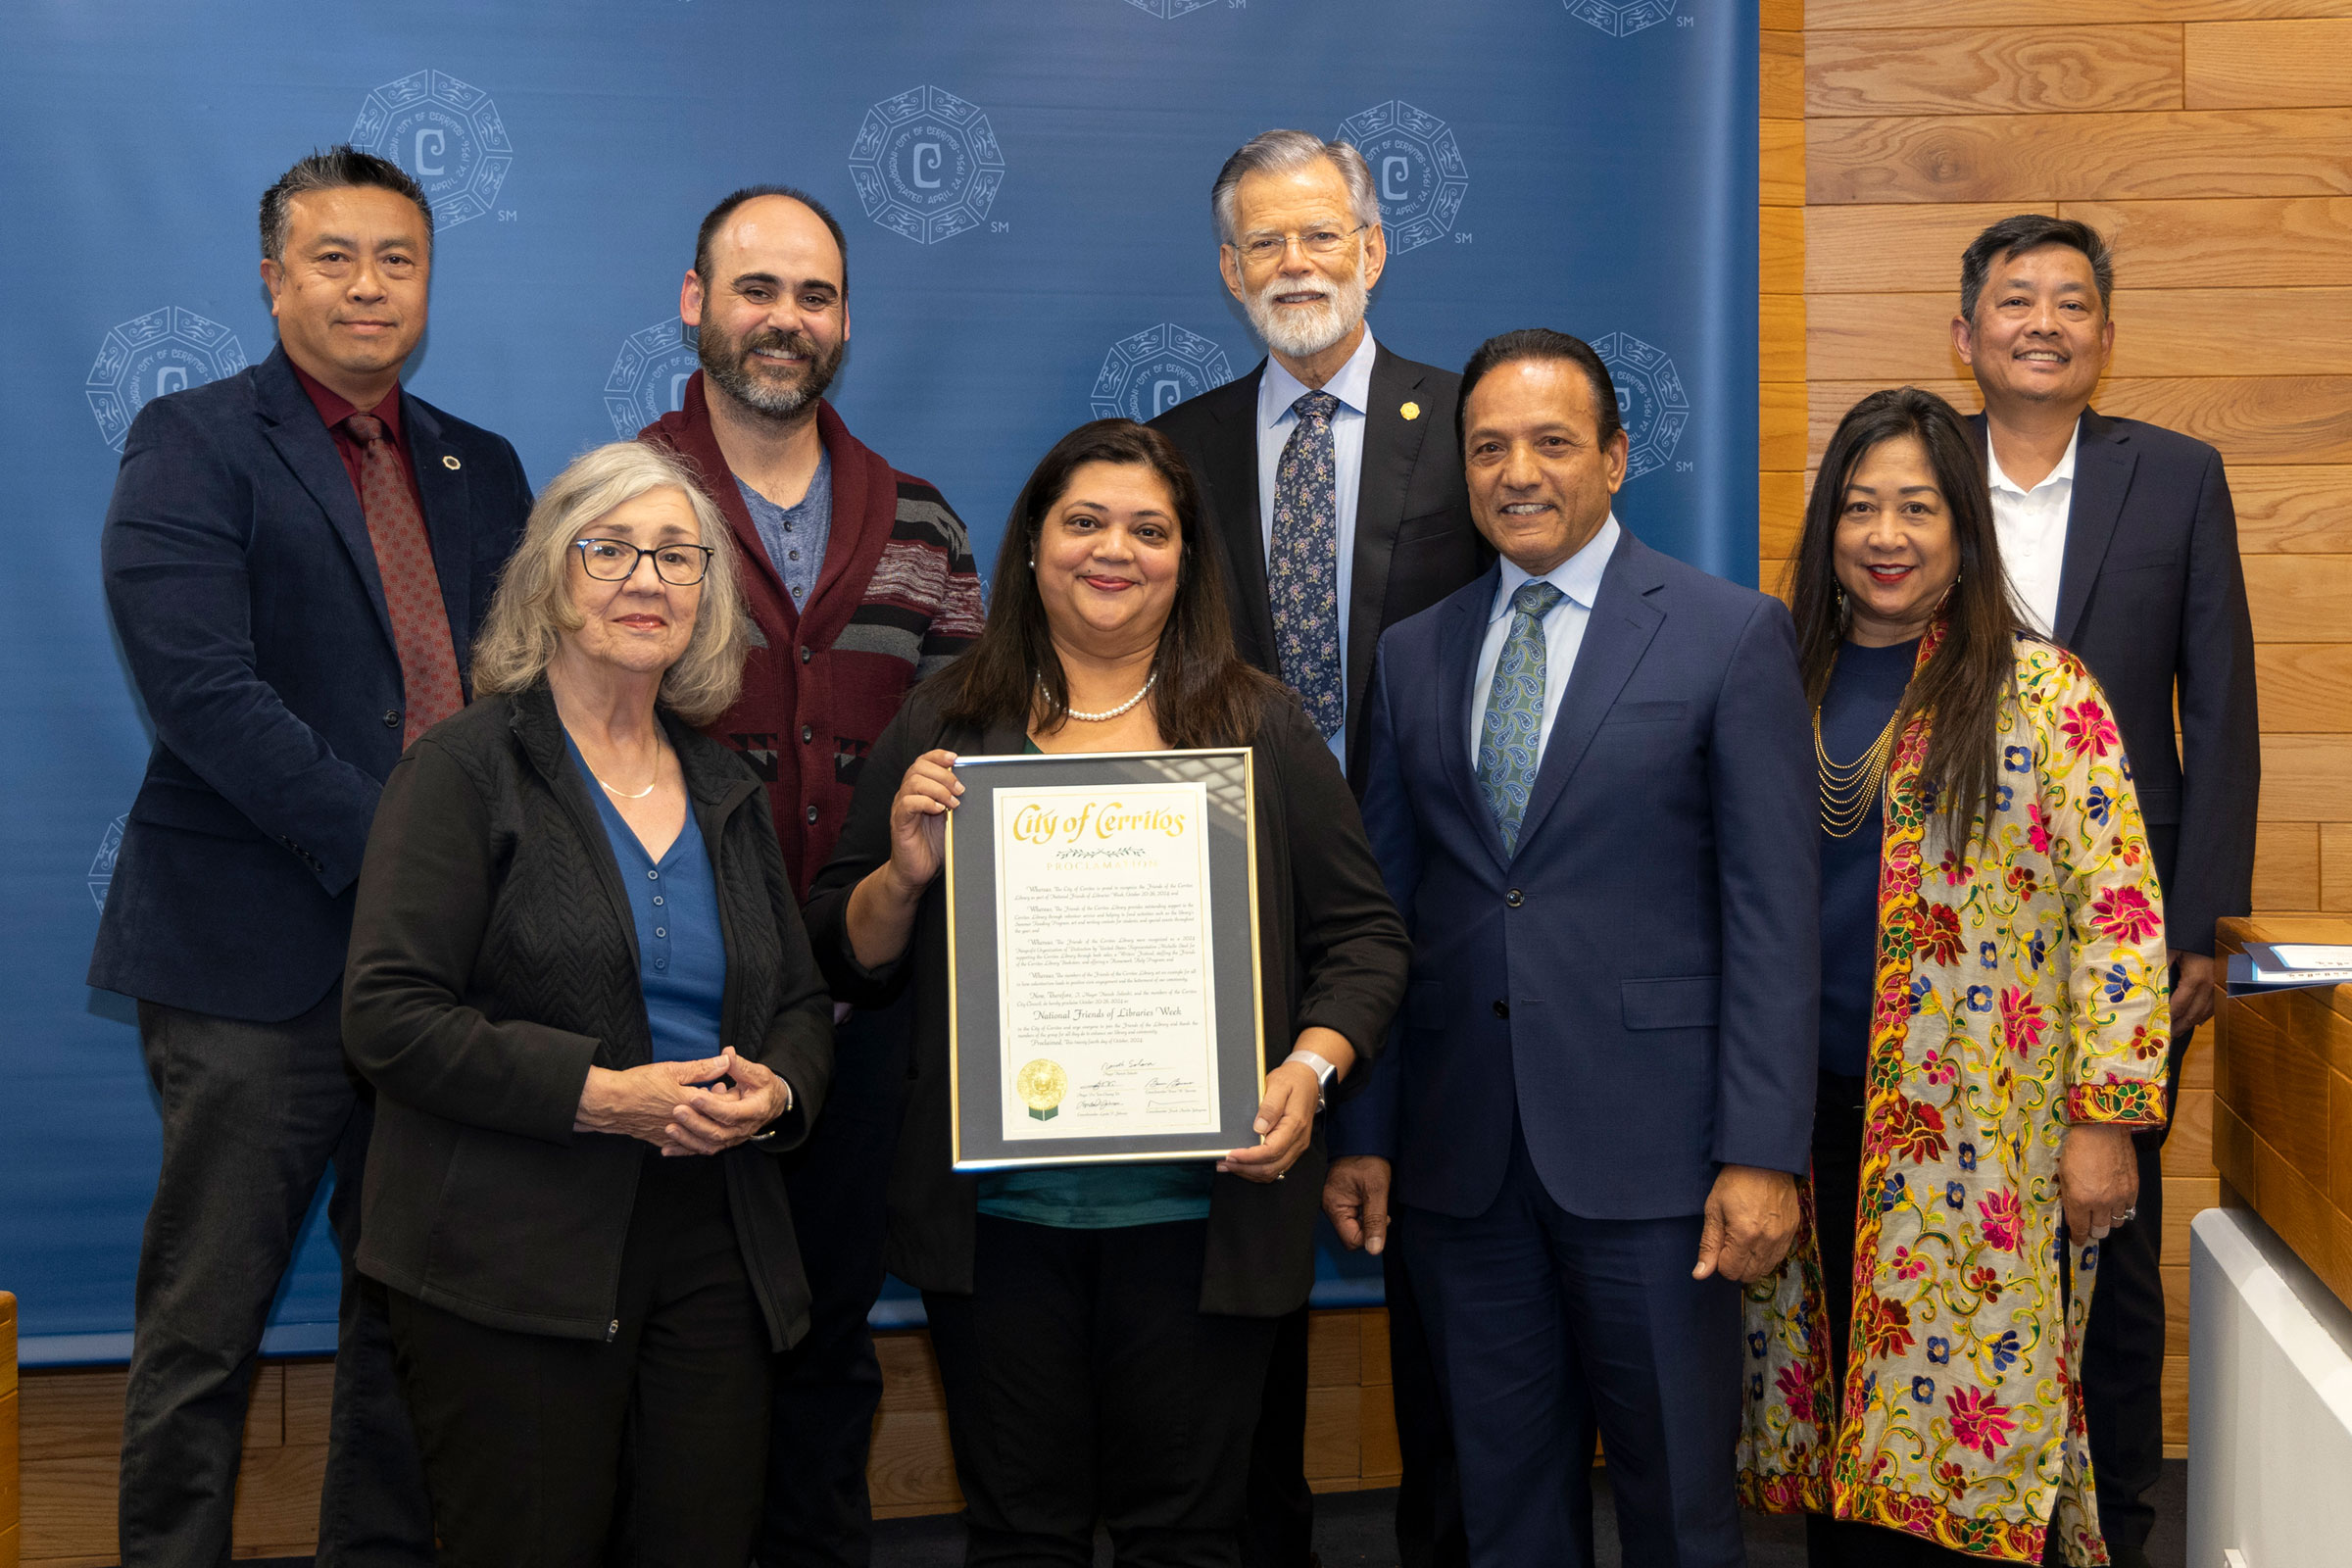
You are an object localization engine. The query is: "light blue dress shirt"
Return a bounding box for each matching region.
[1468,514,1622,770]
[1256,329,1378,769]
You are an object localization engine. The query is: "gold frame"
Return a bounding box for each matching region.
[945,746,1267,1170]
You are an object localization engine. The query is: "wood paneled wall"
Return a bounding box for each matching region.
[1771,0,2352,1455]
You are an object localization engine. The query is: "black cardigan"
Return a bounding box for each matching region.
[806,682,1408,1317]
[342,684,834,1348]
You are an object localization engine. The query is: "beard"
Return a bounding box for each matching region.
[1243,267,1369,361]
[699,320,844,421]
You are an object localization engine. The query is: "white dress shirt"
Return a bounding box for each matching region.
[1469,514,1621,770]
[1257,329,1378,767]
[1984,422,2080,638]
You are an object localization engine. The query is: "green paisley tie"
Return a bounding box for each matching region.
[1477,579,1565,856]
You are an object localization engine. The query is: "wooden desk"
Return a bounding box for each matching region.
[2213,916,2352,1311]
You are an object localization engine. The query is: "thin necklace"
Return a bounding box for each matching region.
[596,771,657,801]
[1054,668,1157,722]
[588,740,662,800]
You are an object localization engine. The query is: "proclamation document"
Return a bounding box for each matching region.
[991,781,1221,1143]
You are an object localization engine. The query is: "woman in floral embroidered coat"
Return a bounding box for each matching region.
[1740,389,2170,1567]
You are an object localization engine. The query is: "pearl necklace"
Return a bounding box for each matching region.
[1054,669,1158,722]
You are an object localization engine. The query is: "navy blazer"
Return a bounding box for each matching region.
[89,346,531,1021]
[1968,409,2258,956]
[1150,344,1490,788]
[1331,530,1820,1221]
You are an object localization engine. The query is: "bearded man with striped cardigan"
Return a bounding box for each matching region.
[638,183,984,1568]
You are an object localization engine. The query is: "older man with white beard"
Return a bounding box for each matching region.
[1152,128,1487,1568]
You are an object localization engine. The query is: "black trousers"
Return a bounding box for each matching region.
[2079,1026,2188,1563]
[1239,1306,1313,1568]
[1808,1074,2066,1568]
[386,1150,772,1568]
[758,996,914,1568]
[924,1215,1282,1568]
[121,991,431,1568]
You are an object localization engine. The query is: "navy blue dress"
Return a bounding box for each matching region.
[1816,638,1917,1079]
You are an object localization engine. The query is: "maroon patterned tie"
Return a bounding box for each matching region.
[344,414,465,743]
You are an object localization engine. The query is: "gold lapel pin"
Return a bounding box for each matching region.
[1400,401,1421,421]
[442,455,462,469]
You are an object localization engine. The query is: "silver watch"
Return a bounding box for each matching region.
[1284,1048,1339,1112]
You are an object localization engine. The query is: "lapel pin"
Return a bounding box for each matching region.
[1400,401,1421,421]
[442,454,462,469]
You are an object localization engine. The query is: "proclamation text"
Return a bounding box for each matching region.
[993,781,1221,1143]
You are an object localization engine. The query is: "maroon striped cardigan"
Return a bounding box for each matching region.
[641,373,985,894]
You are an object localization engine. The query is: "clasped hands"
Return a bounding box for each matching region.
[1324,1156,1802,1284]
[573,1046,791,1156]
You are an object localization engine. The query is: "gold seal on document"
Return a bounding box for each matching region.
[1399,401,1421,421]
[1016,1058,1068,1121]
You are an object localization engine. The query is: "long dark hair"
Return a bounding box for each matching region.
[936,418,1280,748]
[1788,386,2027,839]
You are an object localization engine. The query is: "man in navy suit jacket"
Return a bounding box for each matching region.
[88,149,530,1567]
[1324,331,1818,1566]
[1953,214,2260,1568]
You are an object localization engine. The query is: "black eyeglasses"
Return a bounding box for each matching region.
[571,538,715,587]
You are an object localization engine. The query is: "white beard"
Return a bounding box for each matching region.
[1245,269,1369,361]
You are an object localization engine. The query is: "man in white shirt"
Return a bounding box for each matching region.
[1983,421,2074,638]
[1152,128,1487,1568]
[1954,214,2260,1568]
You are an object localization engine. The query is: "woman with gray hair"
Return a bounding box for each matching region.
[342,440,833,1566]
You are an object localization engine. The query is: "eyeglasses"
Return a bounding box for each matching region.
[571,537,715,587]
[1230,222,1371,265]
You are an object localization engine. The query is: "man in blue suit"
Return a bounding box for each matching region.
[1950,216,2258,1568]
[89,148,531,1567]
[1324,330,1818,1566]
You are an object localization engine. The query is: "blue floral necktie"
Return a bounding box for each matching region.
[1477,579,1565,856]
[1268,390,1344,737]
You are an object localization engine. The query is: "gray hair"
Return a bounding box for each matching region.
[259,146,433,263]
[470,442,749,725]
[1210,130,1382,246]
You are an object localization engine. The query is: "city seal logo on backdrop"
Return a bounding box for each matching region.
[848,85,1004,245]
[605,319,703,440]
[91,813,127,910]
[85,308,248,452]
[1121,0,1220,16]
[1091,324,1235,421]
[350,69,514,229]
[1592,331,1690,480]
[1334,101,1467,255]
[1567,0,1679,35]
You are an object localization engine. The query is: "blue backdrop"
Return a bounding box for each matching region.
[2,0,1756,1363]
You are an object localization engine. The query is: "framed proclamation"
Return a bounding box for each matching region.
[944,748,1266,1171]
